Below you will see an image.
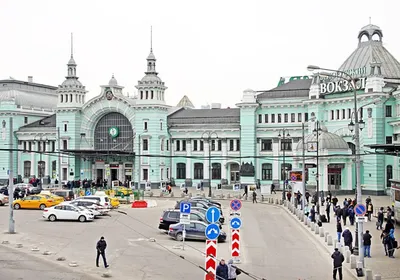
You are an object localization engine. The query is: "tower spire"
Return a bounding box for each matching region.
[71,33,74,58]
[150,26,153,52]
[369,16,371,25]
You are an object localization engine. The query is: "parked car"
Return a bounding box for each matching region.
[174,200,224,216]
[0,186,8,195]
[191,206,225,224]
[191,196,222,207]
[168,221,227,242]
[0,194,9,206]
[66,199,110,216]
[43,204,94,222]
[75,195,111,209]
[51,190,75,201]
[159,209,221,231]
[60,201,101,217]
[13,195,57,210]
[39,191,64,203]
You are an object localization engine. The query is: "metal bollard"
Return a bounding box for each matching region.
[319,227,324,237]
[373,275,381,280]
[315,226,319,235]
[344,246,349,252]
[304,216,308,225]
[327,235,333,246]
[345,250,351,263]
[333,239,338,248]
[365,269,373,280]
[350,255,357,269]
[324,231,329,242]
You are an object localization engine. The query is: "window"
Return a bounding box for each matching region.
[143,169,149,181]
[387,165,393,188]
[336,110,339,119]
[305,113,308,121]
[258,114,262,123]
[298,113,302,122]
[386,136,393,144]
[236,140,240,151]
[166,140,169,151]
[262,163,272,180]
[144,121,148,131]
[64,123,68,132]
[359,108,363,119]
[229,140,234,151]
[28,141,32,151]
[264,114,268,123]
[386,105,392,117]
[166,167,170,179]
[182,140,186,151]
[151,91,154,99]
[281,163,292,180]
[284,113,288,123]
[23,141,27,151]
[261,139,272,151]
[330,110,334,120]
[291,113,295,122]
[160,121,163,131]
[24,117,28,124]
[278,114,282,123]
[143,139,149,151]
[342,109,345,119]
[160,168,164,180]
[348,108,351,119]
[51,141,55,152]
[217,140,222,151]
[24,161,31,177]
[212,163,221,179]
[62,140,67,150]
[175,163,186,179]
[281,139,292,151]
[145,91,148,99]
[38,161,45,178]
[176,140,180,151]
[200,140,204,151]
[193,140,198,151]
[271,114,275,123]
[211,140,216,151]
[140,91,143,99]
[194,163,204,179]
[160,139,164,151]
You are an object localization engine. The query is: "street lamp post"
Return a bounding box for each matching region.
[301,122,306,211]
[34,134,48,188]
[307,65,364,267]
[312,120,322,215]
[201,131,218,197]
[278,129,290,201]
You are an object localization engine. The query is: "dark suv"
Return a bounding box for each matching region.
[159,209,222,231]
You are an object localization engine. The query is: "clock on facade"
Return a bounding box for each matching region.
[108,126,119,138]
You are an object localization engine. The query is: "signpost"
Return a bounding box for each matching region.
[204,206,221,280]
[180,202,191,250]
[230,200,242,263]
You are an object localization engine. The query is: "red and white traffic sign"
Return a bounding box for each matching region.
[231,229,240,260]
[205,240,217,280]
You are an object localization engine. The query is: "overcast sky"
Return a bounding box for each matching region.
[1,0,399,108]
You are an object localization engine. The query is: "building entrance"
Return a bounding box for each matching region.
[230,163,240,184]
[111,169,118,181]
[328,164,344,190]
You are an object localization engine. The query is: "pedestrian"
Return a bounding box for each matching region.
[252,190,257,204]
[331,247,345,280]
[296,190,301,205]
[286,191,292,202]
[310,205,316,223]
[367,203,373,222]
[387,229,397,258]
[216,259,229,280]
[337,221,343,243]
[327,190,332,203]
[326,201,331,223]
[342,204,348,226]
[270,183,276,194]
[363,230,372,258]
[366,196,372,206]
[332,196,338,207]
[381,230,389,256]
[305,191,310,203]
[342,227,353,252]
[96,236,109,268]
[343,198,348,207]
[348,205,355,226]
[376,207,384,230]
[242,185,248,199]
[227,259,240,280]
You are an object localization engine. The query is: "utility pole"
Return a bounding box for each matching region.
[301,122,306,211]
[57,127,62,189]
[8,117,15,233]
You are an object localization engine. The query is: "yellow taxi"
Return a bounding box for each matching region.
[115,187,133,197]
[39,191,65,204]
[13,195,57,210]
[110,197,120,208]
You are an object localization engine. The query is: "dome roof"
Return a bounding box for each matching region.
[68,56,76,65]
[296,125,349,151]
[141,74,161,83]
[109,74,118,86]
[147,51,156,60]
[61,78,82,87]
[359,24,383,39]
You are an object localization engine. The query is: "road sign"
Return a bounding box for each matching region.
[354,204,367,216]
[205,240,217,280]
[231,229,240,259]
[205,224,220,240]
[180,213,191,225]
[180,202,192,214]
[230,217,242,229]
[356,216,366,223]
[230,199,242,211]
[85,190,91,196]
[206,206,221,223]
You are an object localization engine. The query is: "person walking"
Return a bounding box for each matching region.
[342,204,348,226]
[227,259,240,280]
[337,221,343,243]
[216,259,229,280]
[367,203,373,222]
[331,248,345,280]
[348,205,355,226]
[242,185,248,199]
[310,205,316,223]
[96,236,109,268]
[377,207,384,230]
[387,229,397,258]
[326,201,331,223]
[342,227,353,252]
[270,183,276,194]
[363,230,372,258]
[252,190,257,204]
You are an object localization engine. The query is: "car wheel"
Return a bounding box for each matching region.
[48,215,57,222]
[14,203,20,210]
[39,204,46,210]
[78,215,86,222]
[176,232,183,241]
[0,201,3,206]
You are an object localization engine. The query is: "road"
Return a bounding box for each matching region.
[0,198,354,280]
[0,245,97,280]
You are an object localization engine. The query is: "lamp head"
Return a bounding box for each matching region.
[359,119,365,131]
[348,121,355,132]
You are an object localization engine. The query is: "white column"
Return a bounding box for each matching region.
[186,140,192,179]
[347,162,353,191]
[18,149,22,177]
[30,152,35,177]
[221,140,227,180]
[204,141,210,180]
[256,139,261,179]
[46,142,50,177]
[272,139,279,180]
[322,159,329,192]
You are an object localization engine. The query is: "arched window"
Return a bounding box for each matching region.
[151,90,154,99]
[38,161,45,178]
[176,163,186,179]
[70,94,73,102]
[387,165,393,188]
[281,163,292,180]
[262,163,272,180]
[24,161,31,178]
[60,95,63,103]
[212,163,221,179]
[194,163,204,179]
[65,94,68,102]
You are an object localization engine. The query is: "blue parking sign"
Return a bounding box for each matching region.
[180,202,191,214]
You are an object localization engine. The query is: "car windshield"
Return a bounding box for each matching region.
[77,206,87,211]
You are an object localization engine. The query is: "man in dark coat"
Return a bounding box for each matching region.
[342,227,353,252]
[332,248,345,280]
[310,205,316,223]
[96,236,109,268]
[325,201,331,223]
[216,259,229,280]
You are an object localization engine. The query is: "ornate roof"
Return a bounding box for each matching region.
[109,74,118,86]
[257,79,311,100]
[296,125,350,151]
[177,95,194,108]
[339,24,400,79]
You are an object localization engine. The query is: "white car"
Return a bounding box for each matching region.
[71,199,110,215]
[75,195,111,209]
[61,201,102,217]
[43,204,94,222]
[0,194,8,206]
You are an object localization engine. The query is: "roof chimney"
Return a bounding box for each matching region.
[28,76,33,83]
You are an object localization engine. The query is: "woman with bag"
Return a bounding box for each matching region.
[227,259,241,280]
